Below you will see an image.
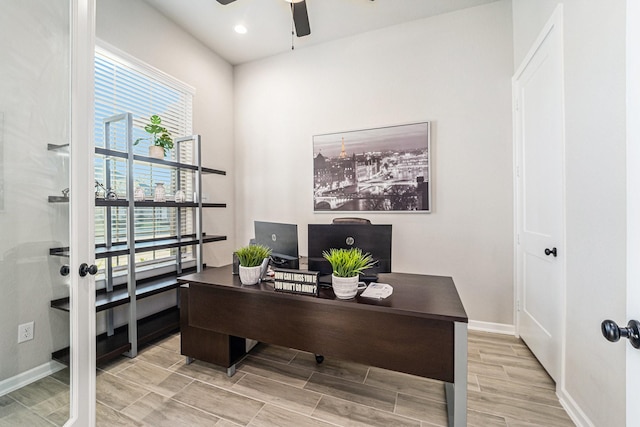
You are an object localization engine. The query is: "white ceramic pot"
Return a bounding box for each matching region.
[149,145,164,159]
[239,265,262,285]
[331,274,359,299]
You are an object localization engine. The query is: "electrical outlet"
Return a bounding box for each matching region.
[18,321,34,343]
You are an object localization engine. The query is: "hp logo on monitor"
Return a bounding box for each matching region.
[346,236,355,246]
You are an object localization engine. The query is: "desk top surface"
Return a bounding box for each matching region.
[180,265,467,323]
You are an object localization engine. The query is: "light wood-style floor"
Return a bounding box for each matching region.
[1,331,575,426]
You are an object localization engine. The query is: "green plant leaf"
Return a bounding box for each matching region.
[138,115,174,152]
[322,247,377,278]
[234,244,272,267]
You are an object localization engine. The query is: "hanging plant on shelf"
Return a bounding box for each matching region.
[134,114,174,159]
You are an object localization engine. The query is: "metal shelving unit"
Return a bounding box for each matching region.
[48,112,226,364]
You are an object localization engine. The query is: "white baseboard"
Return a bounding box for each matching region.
[0,360,66,396]
[557,387,594,427]
[468,320,516,335]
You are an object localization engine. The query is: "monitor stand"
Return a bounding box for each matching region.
[270,256,299,270]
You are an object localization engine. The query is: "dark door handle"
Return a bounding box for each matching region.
[79,263,98,277]
[60,265,70,276]
[601,319,640,349]
[544,247,557,257]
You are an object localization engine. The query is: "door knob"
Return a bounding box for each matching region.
[601,319,640,349]
[544,247,557,257]
[60,265,70,276]
[78,263,98,277]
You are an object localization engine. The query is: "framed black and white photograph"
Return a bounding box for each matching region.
[313,122,430,213]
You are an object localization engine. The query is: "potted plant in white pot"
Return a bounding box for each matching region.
[134,114,174,159]
[235,244,272,285]
[323,247,376,299]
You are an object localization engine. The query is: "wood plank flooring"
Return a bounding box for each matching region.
[0,331,575,426]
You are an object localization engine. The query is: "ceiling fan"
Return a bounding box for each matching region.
[216,0,311,37]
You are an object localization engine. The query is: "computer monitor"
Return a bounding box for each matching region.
[307,224,392,277]
[254,221,299,268]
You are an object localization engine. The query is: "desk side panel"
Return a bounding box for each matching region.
[180,286,245,367]
[188,284,454,382]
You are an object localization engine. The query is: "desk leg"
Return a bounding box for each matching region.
[226,364,236,377]
[445,321,468,427]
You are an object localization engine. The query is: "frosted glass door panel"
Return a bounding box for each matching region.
[0,1,72,424]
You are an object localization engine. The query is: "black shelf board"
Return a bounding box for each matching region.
[50,297,73,312]
[50,292,132,313]
[95,245,130,259]
[135,201,198,208]
[51,347,70,365]
[48,196,69,203]
[94,147,129,159]
[95,147,226,176]
[51,307,179,366]
[50,272,184,312]
[51,327,132,366]
[138,306,180,347]
[96,290,132,312]
[95,199,128,207]
[52,267,199,313]
[50,245,130,258]
[96,329,132,366]
[134,275,182,301]
[50,234,227,259]
[49,247,70,258]
[48,198,215,208]
[201,166,226,176]
[131,235,227,253]
[133,154,198,171]
[96,200,227,208]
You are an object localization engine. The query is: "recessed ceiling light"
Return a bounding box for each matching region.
[234,24,247,34]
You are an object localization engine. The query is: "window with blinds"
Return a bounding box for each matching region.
[94,45,195,275]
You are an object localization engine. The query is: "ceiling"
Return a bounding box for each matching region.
[143,0,500,65]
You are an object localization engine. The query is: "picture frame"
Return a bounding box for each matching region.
[313,121,430,213]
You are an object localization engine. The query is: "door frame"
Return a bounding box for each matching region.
[67,0,96,425]
[626,1,640,424]
[512,4,567,389]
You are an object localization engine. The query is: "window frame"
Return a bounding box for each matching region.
[94,41,196,284]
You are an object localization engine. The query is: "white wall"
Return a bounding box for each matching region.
[0,1,71,382]
[513,1,627,426]
[234,1,514,326]
[97,0,236,269]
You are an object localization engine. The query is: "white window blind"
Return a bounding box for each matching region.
[94,44,195,270]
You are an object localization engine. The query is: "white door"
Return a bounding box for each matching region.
[513,6,565,382]
[67,0,97,425]
[626,1,640,423]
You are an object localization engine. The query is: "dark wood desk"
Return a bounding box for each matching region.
[179,265,468,427]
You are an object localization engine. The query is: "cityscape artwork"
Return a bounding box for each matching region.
[313,122,430,212]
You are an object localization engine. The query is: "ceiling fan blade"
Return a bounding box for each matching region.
[216,0,236,4]
[292,1,311,37]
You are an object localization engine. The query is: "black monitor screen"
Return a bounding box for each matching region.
[307,224,392,275]
[254,221,299,261]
